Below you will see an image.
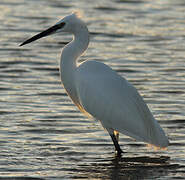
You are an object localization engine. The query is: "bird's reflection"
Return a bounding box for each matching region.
[75,155,179,179]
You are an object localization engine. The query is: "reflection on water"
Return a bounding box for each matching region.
[76,156,179,179]
[0,0,185,179]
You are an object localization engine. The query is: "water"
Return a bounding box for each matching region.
[0,0,185,179]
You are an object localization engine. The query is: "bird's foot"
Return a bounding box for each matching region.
[115,148,123,157]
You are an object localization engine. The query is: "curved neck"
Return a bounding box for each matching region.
[60,26,89,103]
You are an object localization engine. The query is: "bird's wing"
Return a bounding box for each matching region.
[75,60,169,147]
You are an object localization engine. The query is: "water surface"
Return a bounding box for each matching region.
[0,0,185,179]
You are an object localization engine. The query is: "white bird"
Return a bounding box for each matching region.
[20,13,169,155]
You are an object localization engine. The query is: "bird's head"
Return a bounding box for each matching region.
[20,12,86,46]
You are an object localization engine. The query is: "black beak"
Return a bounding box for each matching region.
[20,22,65,46]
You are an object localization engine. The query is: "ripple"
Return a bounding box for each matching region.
[0,178,44,180]
[0,0,185,179]
[94,6,120,11]
[116,0,145,4]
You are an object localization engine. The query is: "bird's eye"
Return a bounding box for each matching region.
[58,22,66,28]
[53,22,66,30]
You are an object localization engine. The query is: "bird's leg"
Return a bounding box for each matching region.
[114,130,119,142]
[109,130,123,156]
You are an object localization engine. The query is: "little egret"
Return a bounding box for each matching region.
[20,13,169,155]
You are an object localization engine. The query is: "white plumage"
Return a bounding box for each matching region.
[76,60,168,148]
[20,13,169,155]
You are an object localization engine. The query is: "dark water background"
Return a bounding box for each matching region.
[0,0,185,179]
